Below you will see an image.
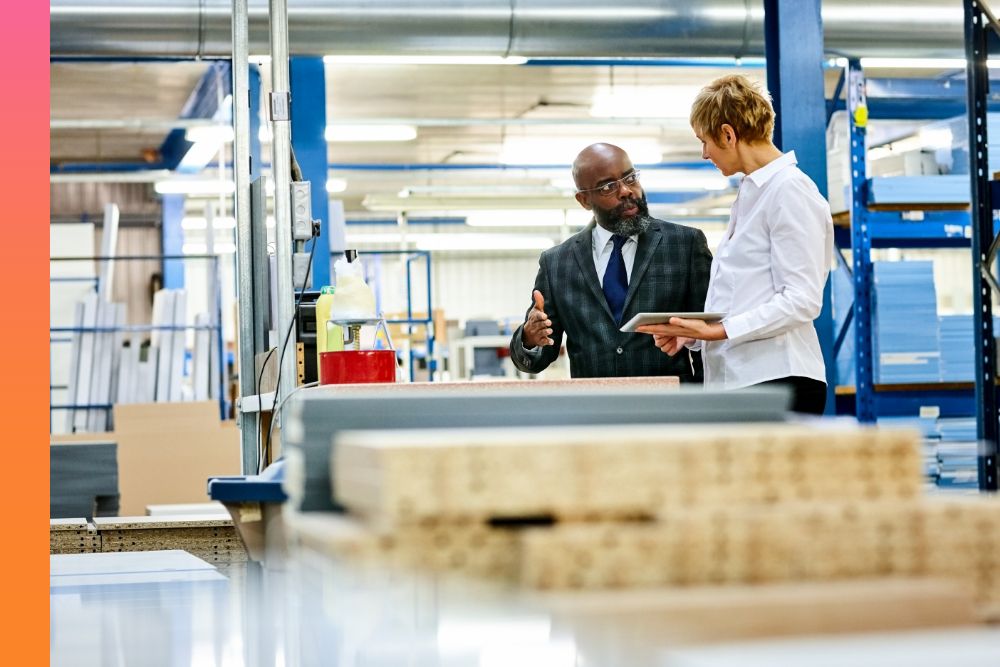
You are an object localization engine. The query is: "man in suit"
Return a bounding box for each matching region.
[509,143,713,380]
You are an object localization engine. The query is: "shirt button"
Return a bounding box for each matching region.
[616,347,623,354]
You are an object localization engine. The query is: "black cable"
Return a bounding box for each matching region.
[262,232,317,472]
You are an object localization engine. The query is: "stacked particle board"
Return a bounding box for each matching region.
[333,423,922,526]
[50,519,100,554]
[281,382,788,512]
[92,515,247,563]
[315,421,1000,614]
[519,498,1000,605]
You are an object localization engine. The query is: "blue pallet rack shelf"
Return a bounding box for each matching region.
[842,15,1000,491]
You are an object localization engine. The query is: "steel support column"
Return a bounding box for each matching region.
[763,0,836,413]
[846,60,876,423]
[964,0,999,491]
[233,0,259,474]
[268,0,298,418]
[290,56,331,287]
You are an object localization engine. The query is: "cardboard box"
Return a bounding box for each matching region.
[52,402,240,516]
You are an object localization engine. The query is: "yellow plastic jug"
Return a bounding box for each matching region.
[315,285,343,372]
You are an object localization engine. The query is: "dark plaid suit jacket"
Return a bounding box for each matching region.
[509,219,713,381]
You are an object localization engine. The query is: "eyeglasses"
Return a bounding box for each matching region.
[577,170,641,197]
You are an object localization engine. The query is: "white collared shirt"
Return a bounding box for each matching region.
[592,223,638,282]
[701,151,834,389]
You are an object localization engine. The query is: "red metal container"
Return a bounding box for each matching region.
[318,349,396,385]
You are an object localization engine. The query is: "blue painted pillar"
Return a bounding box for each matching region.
[290,56,331,287]
[763,0,836,413]
[161,194,186,288]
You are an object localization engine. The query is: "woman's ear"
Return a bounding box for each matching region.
[720,123,737,147]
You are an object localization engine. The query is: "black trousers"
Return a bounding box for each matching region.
[758,376,827,415]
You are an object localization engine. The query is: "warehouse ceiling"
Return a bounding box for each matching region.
[48,59,960,229]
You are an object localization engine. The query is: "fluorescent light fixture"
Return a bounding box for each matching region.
[323,55,528,66]
[184,125,234,144]
[181,216,237,230]
[325,124,417,142]
[551,170,730,192]
[182,242,237,254]
[264,178,348,196]
[831,56,1000,69]
[401,185,572,198]
[154,179,236,196]
[590,85,706,119]
[346,232,555,251]
[465,209,591,227]
[364,194,573,211]
[177,140,226,171]
[500,138,662,165]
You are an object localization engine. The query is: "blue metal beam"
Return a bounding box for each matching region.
[764,0,836,414]
[290,56,331,287]
[161,195,185,288]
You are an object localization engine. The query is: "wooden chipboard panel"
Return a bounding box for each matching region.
[290,496,1000,611]
[332,422,922,526]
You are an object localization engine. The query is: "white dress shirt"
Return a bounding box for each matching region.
[700,151,834,389]
[591,223,638,283]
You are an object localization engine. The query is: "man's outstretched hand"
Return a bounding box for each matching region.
[521,290,555,348]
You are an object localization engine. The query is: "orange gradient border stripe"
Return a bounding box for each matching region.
[0,2,49,660]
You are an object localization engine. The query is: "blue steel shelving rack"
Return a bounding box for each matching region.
[353,249,436,383]
[844,60,985,423]
[842,3,1000,491]
[964,0,1000,492]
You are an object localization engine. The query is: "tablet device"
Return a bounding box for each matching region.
[620,312,726,333]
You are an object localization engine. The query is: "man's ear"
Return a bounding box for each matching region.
[575,192,592,210]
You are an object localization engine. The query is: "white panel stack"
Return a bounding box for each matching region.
[65,295,124,432]
[150,288,189,402]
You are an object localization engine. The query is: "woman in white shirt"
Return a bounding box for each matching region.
[637,75,833,414]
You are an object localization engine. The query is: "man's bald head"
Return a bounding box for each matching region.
[572,143,630,190]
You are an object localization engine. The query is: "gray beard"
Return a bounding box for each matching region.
[608,213,653,237]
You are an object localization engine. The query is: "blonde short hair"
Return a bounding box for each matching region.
[689,75,774,145]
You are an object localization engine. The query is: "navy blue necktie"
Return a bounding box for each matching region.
[602,234,629,324]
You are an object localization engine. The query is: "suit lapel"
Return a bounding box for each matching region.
[572,221,615,321]
[622,223,663,317]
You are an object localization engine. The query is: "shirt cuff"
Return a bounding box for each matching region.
[720,312,754,343]
[521,342,545,359]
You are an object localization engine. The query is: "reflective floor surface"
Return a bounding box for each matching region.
[51,549,1000,667]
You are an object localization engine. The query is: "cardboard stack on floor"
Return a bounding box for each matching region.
[291,421,1000,616]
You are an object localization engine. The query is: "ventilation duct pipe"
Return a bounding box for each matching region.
[51,0,963,59]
